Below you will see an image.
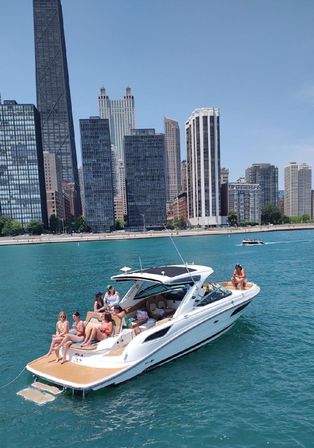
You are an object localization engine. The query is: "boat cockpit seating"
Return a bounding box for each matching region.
[146,296,174,320]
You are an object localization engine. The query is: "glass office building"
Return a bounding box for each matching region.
[80,117,114,232]
[124,129,167,228]
[0,101,48,227]
[33,0,81,215]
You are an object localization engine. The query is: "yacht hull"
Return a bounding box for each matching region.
[27,292,257,392]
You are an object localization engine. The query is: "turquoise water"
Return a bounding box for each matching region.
[1,230,314,447]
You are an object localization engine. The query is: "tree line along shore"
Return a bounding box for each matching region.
[0,223,313,247]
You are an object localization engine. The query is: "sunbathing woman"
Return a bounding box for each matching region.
[45,311,69,358]
[54,311,85,363]
[81,312,113,346]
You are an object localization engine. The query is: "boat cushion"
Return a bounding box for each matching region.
[146,297,174,320]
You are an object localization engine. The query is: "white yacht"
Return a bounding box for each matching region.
[27,264,260,394]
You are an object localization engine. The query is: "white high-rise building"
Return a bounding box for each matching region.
[185,108,221,226]
[98,86,135,219]
[164,117,181,203]
[98,87,135,163]
[284,162,298,216]
[284,162,312,217]
[298,163,312,216]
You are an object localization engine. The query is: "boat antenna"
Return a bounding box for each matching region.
[165,226,196,285]
[139,256,143,271]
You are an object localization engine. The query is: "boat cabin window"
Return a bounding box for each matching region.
[196,283,232,307]
[134,282,191,301]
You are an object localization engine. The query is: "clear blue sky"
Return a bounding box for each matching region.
[1,0,314,188]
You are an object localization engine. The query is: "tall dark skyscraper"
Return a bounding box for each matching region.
[33,0,81,215]
[80,117,115,232]
[245,163,278,209]
[124,129,167,228]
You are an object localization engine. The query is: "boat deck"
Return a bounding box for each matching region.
[27,355,126,388]
[221,281,253,291]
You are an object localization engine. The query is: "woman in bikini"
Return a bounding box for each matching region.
[45,311,69,358]
[54,311,85,363]
[81,312,113,346]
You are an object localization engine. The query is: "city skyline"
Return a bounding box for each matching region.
[1,0,314,189]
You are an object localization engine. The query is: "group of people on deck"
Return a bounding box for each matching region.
[45,285,121,364]
[46,267,247,363]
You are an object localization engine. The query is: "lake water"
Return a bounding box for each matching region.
[1,230,314,447]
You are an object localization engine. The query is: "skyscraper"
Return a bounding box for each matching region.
[283,162,312,217]
[298,163,312,216]
[185,108,221,226]
[98,87,135,219]
[80,117,114,232]
[164,117,181,203]
[245,163,278,208]
[0,100,48,227]
[33,0,81,215]
[181,160,187,193]
[284,162,300,216]
[124,129,166,228]
[98,87,135,162]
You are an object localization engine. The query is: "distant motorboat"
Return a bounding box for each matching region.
[242,239,265,246]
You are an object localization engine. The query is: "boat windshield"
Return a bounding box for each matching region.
[134,281,191,300]
[196,283,232,307]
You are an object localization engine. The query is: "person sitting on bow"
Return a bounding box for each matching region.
[231,264,247,290]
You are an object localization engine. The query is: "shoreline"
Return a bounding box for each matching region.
[0,223,313,247]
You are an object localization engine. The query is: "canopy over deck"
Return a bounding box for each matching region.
[111,264,213,285]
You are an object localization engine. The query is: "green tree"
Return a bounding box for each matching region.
[2,219,23,236]
[0,216,11,235]
[27,220,44,235]
[282,215,290,224]
[289,215,304,223]
[49,214,61,233]
[64,215,76,233]
[173,217,186,230]
[74,215,91,232]
[228,210,238,227]
[115,219,127,230]
[261,205,283,225]
[301,214,310,223]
